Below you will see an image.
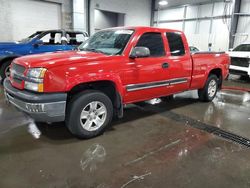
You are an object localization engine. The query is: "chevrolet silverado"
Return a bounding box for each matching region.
[4,27,230,138]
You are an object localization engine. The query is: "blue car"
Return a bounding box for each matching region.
[0,29,89,81]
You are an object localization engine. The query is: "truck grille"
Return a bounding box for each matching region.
[13,77,23,84]
[11,63,26,86]
[230,57,249,68]
[12,63,26,75]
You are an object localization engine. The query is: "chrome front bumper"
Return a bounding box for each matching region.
[4,79,67,123]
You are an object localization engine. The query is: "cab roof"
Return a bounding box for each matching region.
[101,26,183,34]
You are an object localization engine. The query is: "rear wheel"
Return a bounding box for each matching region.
[198,74,218,102]
[66,90,113,139]
[0,60,12,83]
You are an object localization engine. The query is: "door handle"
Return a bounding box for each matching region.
[162,62,169,69]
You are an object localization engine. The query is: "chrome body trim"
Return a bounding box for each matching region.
[126,78,188,92]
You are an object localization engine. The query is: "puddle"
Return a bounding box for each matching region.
[0,102,28,134]
[96,183,110,188]
[145,98,162,105]
[202,90,250,128]
[0,101,42,139]
[27,121,41,139]
[80,144,106,172]
[216,90,250,105]
[120,172,151,188]
[0,92,44,139]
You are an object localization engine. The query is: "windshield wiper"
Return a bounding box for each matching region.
[81,48,107,55]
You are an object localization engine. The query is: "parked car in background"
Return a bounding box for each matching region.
[0,30,89,82]
[189,46,200,53]
[4,26,230,139]
[228,43,250,78]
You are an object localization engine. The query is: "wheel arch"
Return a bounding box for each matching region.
[67,80,123,118]
[208,68,223,89]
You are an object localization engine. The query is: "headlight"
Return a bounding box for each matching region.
[26,68,47,78]
[24,68,47,92]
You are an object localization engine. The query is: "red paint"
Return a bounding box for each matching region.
[10,27,230,104]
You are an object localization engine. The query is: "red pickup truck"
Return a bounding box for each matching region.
[4,27,230,138]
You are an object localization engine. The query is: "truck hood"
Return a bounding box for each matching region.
[14,50,112,69]
[227,51,250,58]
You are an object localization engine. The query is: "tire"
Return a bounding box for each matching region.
[198,74,218,102]
[66,90,113,139]
[0,60,12,84]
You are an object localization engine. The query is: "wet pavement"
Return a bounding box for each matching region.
[0,77,250,188]
[224,75,250,90]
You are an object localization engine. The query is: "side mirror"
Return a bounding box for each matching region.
[33,40,43,48]
[130,47,150,59]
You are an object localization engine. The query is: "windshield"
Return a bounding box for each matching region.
[233,44,250,52]
[78,29,134,55]
[19,32,40,43]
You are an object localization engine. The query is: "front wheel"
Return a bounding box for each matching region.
[198,74,218,102]
[66,90,113,139]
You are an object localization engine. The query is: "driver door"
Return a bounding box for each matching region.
[123,32,171,102]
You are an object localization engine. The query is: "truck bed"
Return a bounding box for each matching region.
[190,51,229,89]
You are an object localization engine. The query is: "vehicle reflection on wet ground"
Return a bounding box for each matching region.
[0,77,250,187]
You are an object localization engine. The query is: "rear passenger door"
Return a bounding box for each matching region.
[163,32,192,93]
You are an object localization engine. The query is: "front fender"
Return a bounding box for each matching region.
[43,66,125,96]
[66,72,124,96]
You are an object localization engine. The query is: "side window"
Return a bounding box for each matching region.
[166,32,185,56]
[39,32,62,45]
[136,32,165,57]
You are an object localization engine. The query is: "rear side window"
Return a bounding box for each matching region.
[166,32,185,56]
[136,32,165,57]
